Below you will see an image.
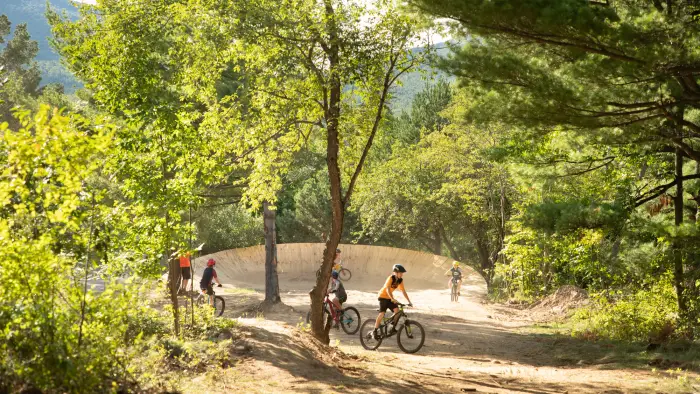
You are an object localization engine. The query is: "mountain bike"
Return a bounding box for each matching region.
[359,302,425,354]
[195,288,225,317]
[451,277,460,302]
[306,294,361,335]
[333,263,352,281]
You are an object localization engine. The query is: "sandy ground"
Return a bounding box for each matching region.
[174,269,700,394]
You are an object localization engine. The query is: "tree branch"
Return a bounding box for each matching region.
[342,54,400,205]
[634,174,700,207]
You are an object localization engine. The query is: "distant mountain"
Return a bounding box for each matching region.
[389,43,455,111]
[1,0,81,92]
[0,0,453,107]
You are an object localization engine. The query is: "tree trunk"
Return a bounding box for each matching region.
[162,156,179,337]
[433,228,442,256]
[309,0,343,344]
[168,254,180,336]
[673,147,689,328]
[263,202,281,304]
[474,235,493,291]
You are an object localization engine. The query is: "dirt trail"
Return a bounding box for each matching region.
[185,245,698,393]
[202,285,696,393]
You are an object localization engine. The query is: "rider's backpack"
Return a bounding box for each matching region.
[390,274,403,289]
[336,280,347,300]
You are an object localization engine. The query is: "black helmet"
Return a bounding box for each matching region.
[336,248,341,253]
[392,264,406,273]
[331,271,339,279]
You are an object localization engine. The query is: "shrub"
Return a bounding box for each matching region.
[571,275,678,342]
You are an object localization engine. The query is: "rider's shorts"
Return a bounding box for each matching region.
[201,285,214,295]
[181,266,191,280]
[378,297,398,312]
[331,293,347,305]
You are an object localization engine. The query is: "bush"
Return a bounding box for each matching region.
[571,275,678,342]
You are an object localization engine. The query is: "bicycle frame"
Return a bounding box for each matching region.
[377,305,408,338]
[323,294,341,322]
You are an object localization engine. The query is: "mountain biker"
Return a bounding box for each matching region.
[327,271,347,328]
[445,261,463,296]
[332,248,342,273]
[200,258,222,306]
[178,252,191,294]
[373,264,413,340]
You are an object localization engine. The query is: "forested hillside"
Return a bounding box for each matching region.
[2,0,80,90]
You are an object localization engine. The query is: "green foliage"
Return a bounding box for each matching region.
[498,224,617,298]
[572,276,678,343]
[0,106,131,392]
[195,205,263,255]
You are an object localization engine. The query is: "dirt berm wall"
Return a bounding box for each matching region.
[192,243,484,292]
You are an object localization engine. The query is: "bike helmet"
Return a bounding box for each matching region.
[331,271,339,279]
[453,261,459,267]
[392,264,406,273]
[207,258,216,267]
[336,248,341,253]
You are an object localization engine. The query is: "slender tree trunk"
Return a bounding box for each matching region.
[310,0,343,344]
[474,235,493,291]
[168,253,180,336]
[162,156,180,337]
[673,147,689,328]
[433,228,442,256]
[263,201,281,304]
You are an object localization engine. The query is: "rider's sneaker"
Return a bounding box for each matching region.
[334,322,340,329]
[371,329,381,340]
[388,326,398,336]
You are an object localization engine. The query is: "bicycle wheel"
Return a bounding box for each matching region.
[339,268,352,281]
[213,296,225,317]
[339,306,361,335]
[397,320,425,354]
[359,319,382,350]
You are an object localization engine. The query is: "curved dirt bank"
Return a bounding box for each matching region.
[192,243,486,294]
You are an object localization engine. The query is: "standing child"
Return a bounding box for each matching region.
[178,252,191,294]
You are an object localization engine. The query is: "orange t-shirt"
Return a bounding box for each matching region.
[179,254,191,268]
[378,275,405,300]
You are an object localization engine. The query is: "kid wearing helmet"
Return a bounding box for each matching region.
[373,264,413,339]
[445,261,463,296]
[327,271,347,326]
[332,248,343,273]
[200,258,222,306]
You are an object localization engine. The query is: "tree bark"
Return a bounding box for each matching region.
[263,201,281,304]
[309,0,343,344]
[433,228,442,256]
[673,147,689,328]
[168,253,180,336]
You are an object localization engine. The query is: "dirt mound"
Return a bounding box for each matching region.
[528,285,589,321]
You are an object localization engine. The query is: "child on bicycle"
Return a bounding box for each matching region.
[200,258,222,306]
[332,248,342,273]
[373,264,413,340]
[327,270,347,328]
[445,261,463,296]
